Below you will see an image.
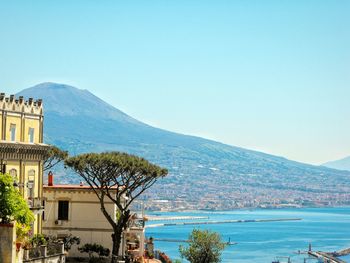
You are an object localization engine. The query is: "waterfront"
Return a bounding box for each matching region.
[146,207,350,263]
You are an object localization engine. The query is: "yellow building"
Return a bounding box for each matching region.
[0,93,48,235]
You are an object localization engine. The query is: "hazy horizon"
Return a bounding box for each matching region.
[1,1,349,165]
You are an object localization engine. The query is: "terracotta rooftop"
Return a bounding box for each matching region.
[43,184,120,190]
[44,184,93,189]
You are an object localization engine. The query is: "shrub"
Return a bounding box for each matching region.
[78,243,110,261]
[30,234,47,247]
[179,229,226,263]
[0,173,34,242]
[45,234,81,252]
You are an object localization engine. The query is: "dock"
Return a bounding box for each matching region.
[334,247,350,257]
[308,251,346,263]
[146,218,302,228]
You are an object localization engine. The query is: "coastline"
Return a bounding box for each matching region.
[145,205,350,214]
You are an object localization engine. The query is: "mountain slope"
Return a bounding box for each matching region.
[17,83,350,210]
[323,156,350,171]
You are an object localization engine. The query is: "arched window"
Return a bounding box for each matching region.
[9,168,17,178]
[9,168,18,183]
[28,169,35,180]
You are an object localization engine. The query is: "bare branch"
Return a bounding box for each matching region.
[43,145,68,171]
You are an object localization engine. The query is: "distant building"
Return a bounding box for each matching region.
[0,93,47,235]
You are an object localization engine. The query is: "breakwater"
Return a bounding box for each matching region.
[147,216,209,221]
[146,217,302,228]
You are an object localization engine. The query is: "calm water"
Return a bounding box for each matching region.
[145,207,350,263]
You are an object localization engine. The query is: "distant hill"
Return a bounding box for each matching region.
[323,156,350,172]
[17,83,350,210]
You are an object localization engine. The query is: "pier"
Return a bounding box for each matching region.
[334,247,350,257]
[308,251,346,263]
[153,238,237,245]
[146,218,302,228]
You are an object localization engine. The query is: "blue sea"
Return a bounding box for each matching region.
[145,207,350,263]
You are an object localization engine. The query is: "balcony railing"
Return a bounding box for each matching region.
[23,242,65,262]
[127,218,145,229]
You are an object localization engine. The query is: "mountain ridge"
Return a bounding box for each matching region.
[16,82,350,210]
[19,82,140,124]
[17,83,321,165]
[323,156,350,172]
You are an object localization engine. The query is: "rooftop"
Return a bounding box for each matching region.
[44,184,93,190]
[43,184,120,190]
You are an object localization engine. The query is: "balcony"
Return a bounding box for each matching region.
[28,197,44,211]
[127,216,145,230]
[23,242,65,263]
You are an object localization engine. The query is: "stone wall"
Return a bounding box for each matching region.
[0,223,16,263]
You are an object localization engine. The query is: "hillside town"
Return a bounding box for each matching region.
[142,177,350,211]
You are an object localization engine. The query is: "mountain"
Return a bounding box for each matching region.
[17,83,350,210]
[323,156,350,172]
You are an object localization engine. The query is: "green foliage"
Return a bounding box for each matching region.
[16,223,32,242]
[65,152,168,186]
[44,145,68,171]
[179,229,226,263]
[65,151,168,259]
[78,243,110,260]
[115,210,121,221]
[45,234,80,251]
[0,173,34,229]
[64,151,168,208]
[0,173,18,223]
[30,234,47,247]
[62,234,81,251]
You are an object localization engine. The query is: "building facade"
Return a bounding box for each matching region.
[43,179,118,257]
[0,93,47,235]
[43,175,145,260]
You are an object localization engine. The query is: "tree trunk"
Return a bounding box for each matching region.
[111,211,130,263]
[111,230,123,263]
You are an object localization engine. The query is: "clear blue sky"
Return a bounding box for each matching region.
[0,1,349,165]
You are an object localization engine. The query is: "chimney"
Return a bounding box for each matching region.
[80,181,84,187]
[19,96,24,104]
[48,171,54,186]
[10,95,14,102]
[28,98,33,105]
[0,93,5,100]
